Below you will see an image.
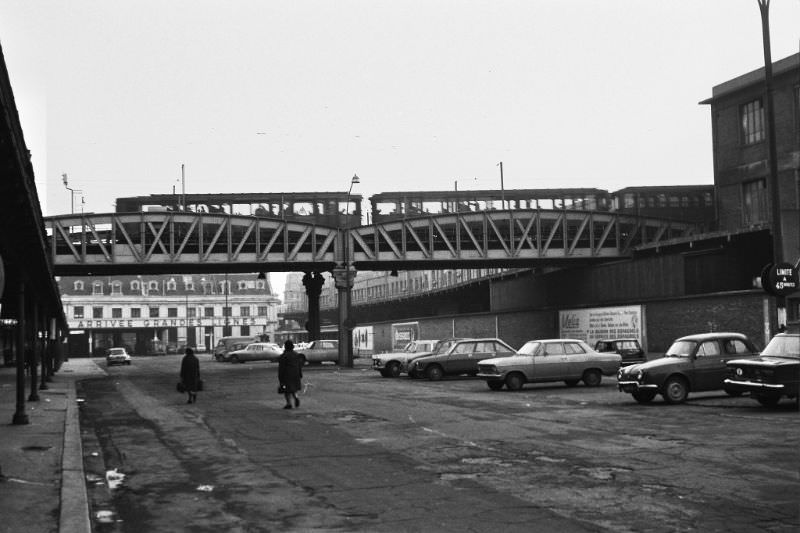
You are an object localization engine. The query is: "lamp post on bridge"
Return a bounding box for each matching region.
[61,174,82,215]
[334,174,359,367]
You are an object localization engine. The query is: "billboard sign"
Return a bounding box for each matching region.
[559,305,644,348]
[391,321,419,351]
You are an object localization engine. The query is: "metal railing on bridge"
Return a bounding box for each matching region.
[45,210,697,274]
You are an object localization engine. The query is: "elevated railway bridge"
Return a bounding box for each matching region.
[45,210,697,365]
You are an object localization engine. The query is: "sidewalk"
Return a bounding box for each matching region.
[0,359,102,533]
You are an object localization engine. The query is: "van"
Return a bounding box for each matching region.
[214,336,258,362]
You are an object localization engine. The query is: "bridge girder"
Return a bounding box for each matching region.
[45,210,696,275]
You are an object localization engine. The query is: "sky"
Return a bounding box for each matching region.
[1,1,799,295]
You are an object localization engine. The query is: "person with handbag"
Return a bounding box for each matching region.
[179,347,201,404]
[277,340,303,409]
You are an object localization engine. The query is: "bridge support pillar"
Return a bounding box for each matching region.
[302,272,325,341]
[333,266,357,368]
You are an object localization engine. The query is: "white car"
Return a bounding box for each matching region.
[477,339,621,391]
[106,347,132,366]
[372,340,440,378]
[228,342,283,363]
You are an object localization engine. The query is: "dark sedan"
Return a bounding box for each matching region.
[724,331,799,408]
[411,338,516,381]
[618,332,758,404]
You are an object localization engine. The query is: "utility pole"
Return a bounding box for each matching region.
[757,0,787,328]
[61,174,82,214]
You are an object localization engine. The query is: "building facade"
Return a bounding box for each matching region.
[59,274,281,356]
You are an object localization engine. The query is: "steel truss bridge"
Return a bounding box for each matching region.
[45,210,697,275]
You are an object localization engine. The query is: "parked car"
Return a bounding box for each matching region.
[477,339,621,391]
[372,339,440,378]
[214,336,259,362]
[300,339,339,364]
[411,338,516,381]
[594,338,646,366]
[227,342,283,364]
[724,331,799,408]
[617,332,759,404]
[106,347,132,366]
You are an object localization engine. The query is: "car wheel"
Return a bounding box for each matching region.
[582,369,602,387]
[487,380,504,391]
[387,362,402,378]
[426,365,444,381]
[230,355,239,364]
[663,376,689,404]
[125,361,131,365]
[632,390,656,404]
[505,372,525,391]
[379,369,392,378]
[755,394,780,408]
[564,379,580,387]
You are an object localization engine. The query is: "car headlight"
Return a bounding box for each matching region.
[636,370,644,382]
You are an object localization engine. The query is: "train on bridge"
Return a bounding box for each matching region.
[114,184,714,229]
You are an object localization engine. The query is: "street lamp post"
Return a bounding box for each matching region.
[62,174,83,215]
[334,174,359,367]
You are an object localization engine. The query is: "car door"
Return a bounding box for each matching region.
[533,342,566,382]
[447,341,476,375]
[563,341,588,379]
[469,341,498,374]
[692,340,725,391]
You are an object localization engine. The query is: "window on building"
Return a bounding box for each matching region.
[668,196,680,208]
[222,307,232,317]
[73,306,84,319]
[92,281,104,295]
[742,178,768,225]
[166,278,177,291]
[741,99,764,145]
[237,281,247,290]
[256,280,266,290]
[149,307,160,318]
[187,308,197,318]
[167,307,178,318]
[256,306,267,316]
[240,325,250,336]
[73,280,84,291]
[657,194,667,208]
[93,307,103,319]
[681,196,689,208]
[130,280,141,293]
[204,307,214,317]
[240,306,250,317]
[148,281,159,292]
[110,281,122,295]
[111,308,122,318]
[131,307,141,318]
[623,194,635,209]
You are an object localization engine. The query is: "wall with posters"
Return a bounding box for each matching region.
[352,325,373,356]
[558,305,644,348]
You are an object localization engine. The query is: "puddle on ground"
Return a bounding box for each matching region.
[95,510,118,523]
[196,485,214,492]
[106,468,125,490]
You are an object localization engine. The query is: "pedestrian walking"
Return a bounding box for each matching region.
[278,340,303,409]
[180,347,201,404]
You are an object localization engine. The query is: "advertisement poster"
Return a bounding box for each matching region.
[391,321,419,351]
[559,305,644,348]
[352,325,373,355]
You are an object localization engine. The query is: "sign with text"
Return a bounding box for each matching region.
[761,262,799,297]
[391,321,419,351]
[68,316,266,330]
[559,305,644,348]
[352,325,374,354]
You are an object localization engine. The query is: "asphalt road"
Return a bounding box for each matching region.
[76,354,799,532]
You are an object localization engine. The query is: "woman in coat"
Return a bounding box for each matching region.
[278,340,304,409]
[180,347,201,404]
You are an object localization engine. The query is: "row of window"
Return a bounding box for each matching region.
[72,305,270,319]
[71,279,267,295]
[617,192,713,210]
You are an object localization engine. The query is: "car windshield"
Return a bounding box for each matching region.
[761,335,800,358]
[518,341,541,356]
[109,349,124,355]
[665,340,696,357]
[433,340,457,354]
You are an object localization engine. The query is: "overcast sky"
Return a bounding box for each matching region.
[1,0,798,218]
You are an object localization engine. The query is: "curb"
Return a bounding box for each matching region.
[59,380,90,533]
